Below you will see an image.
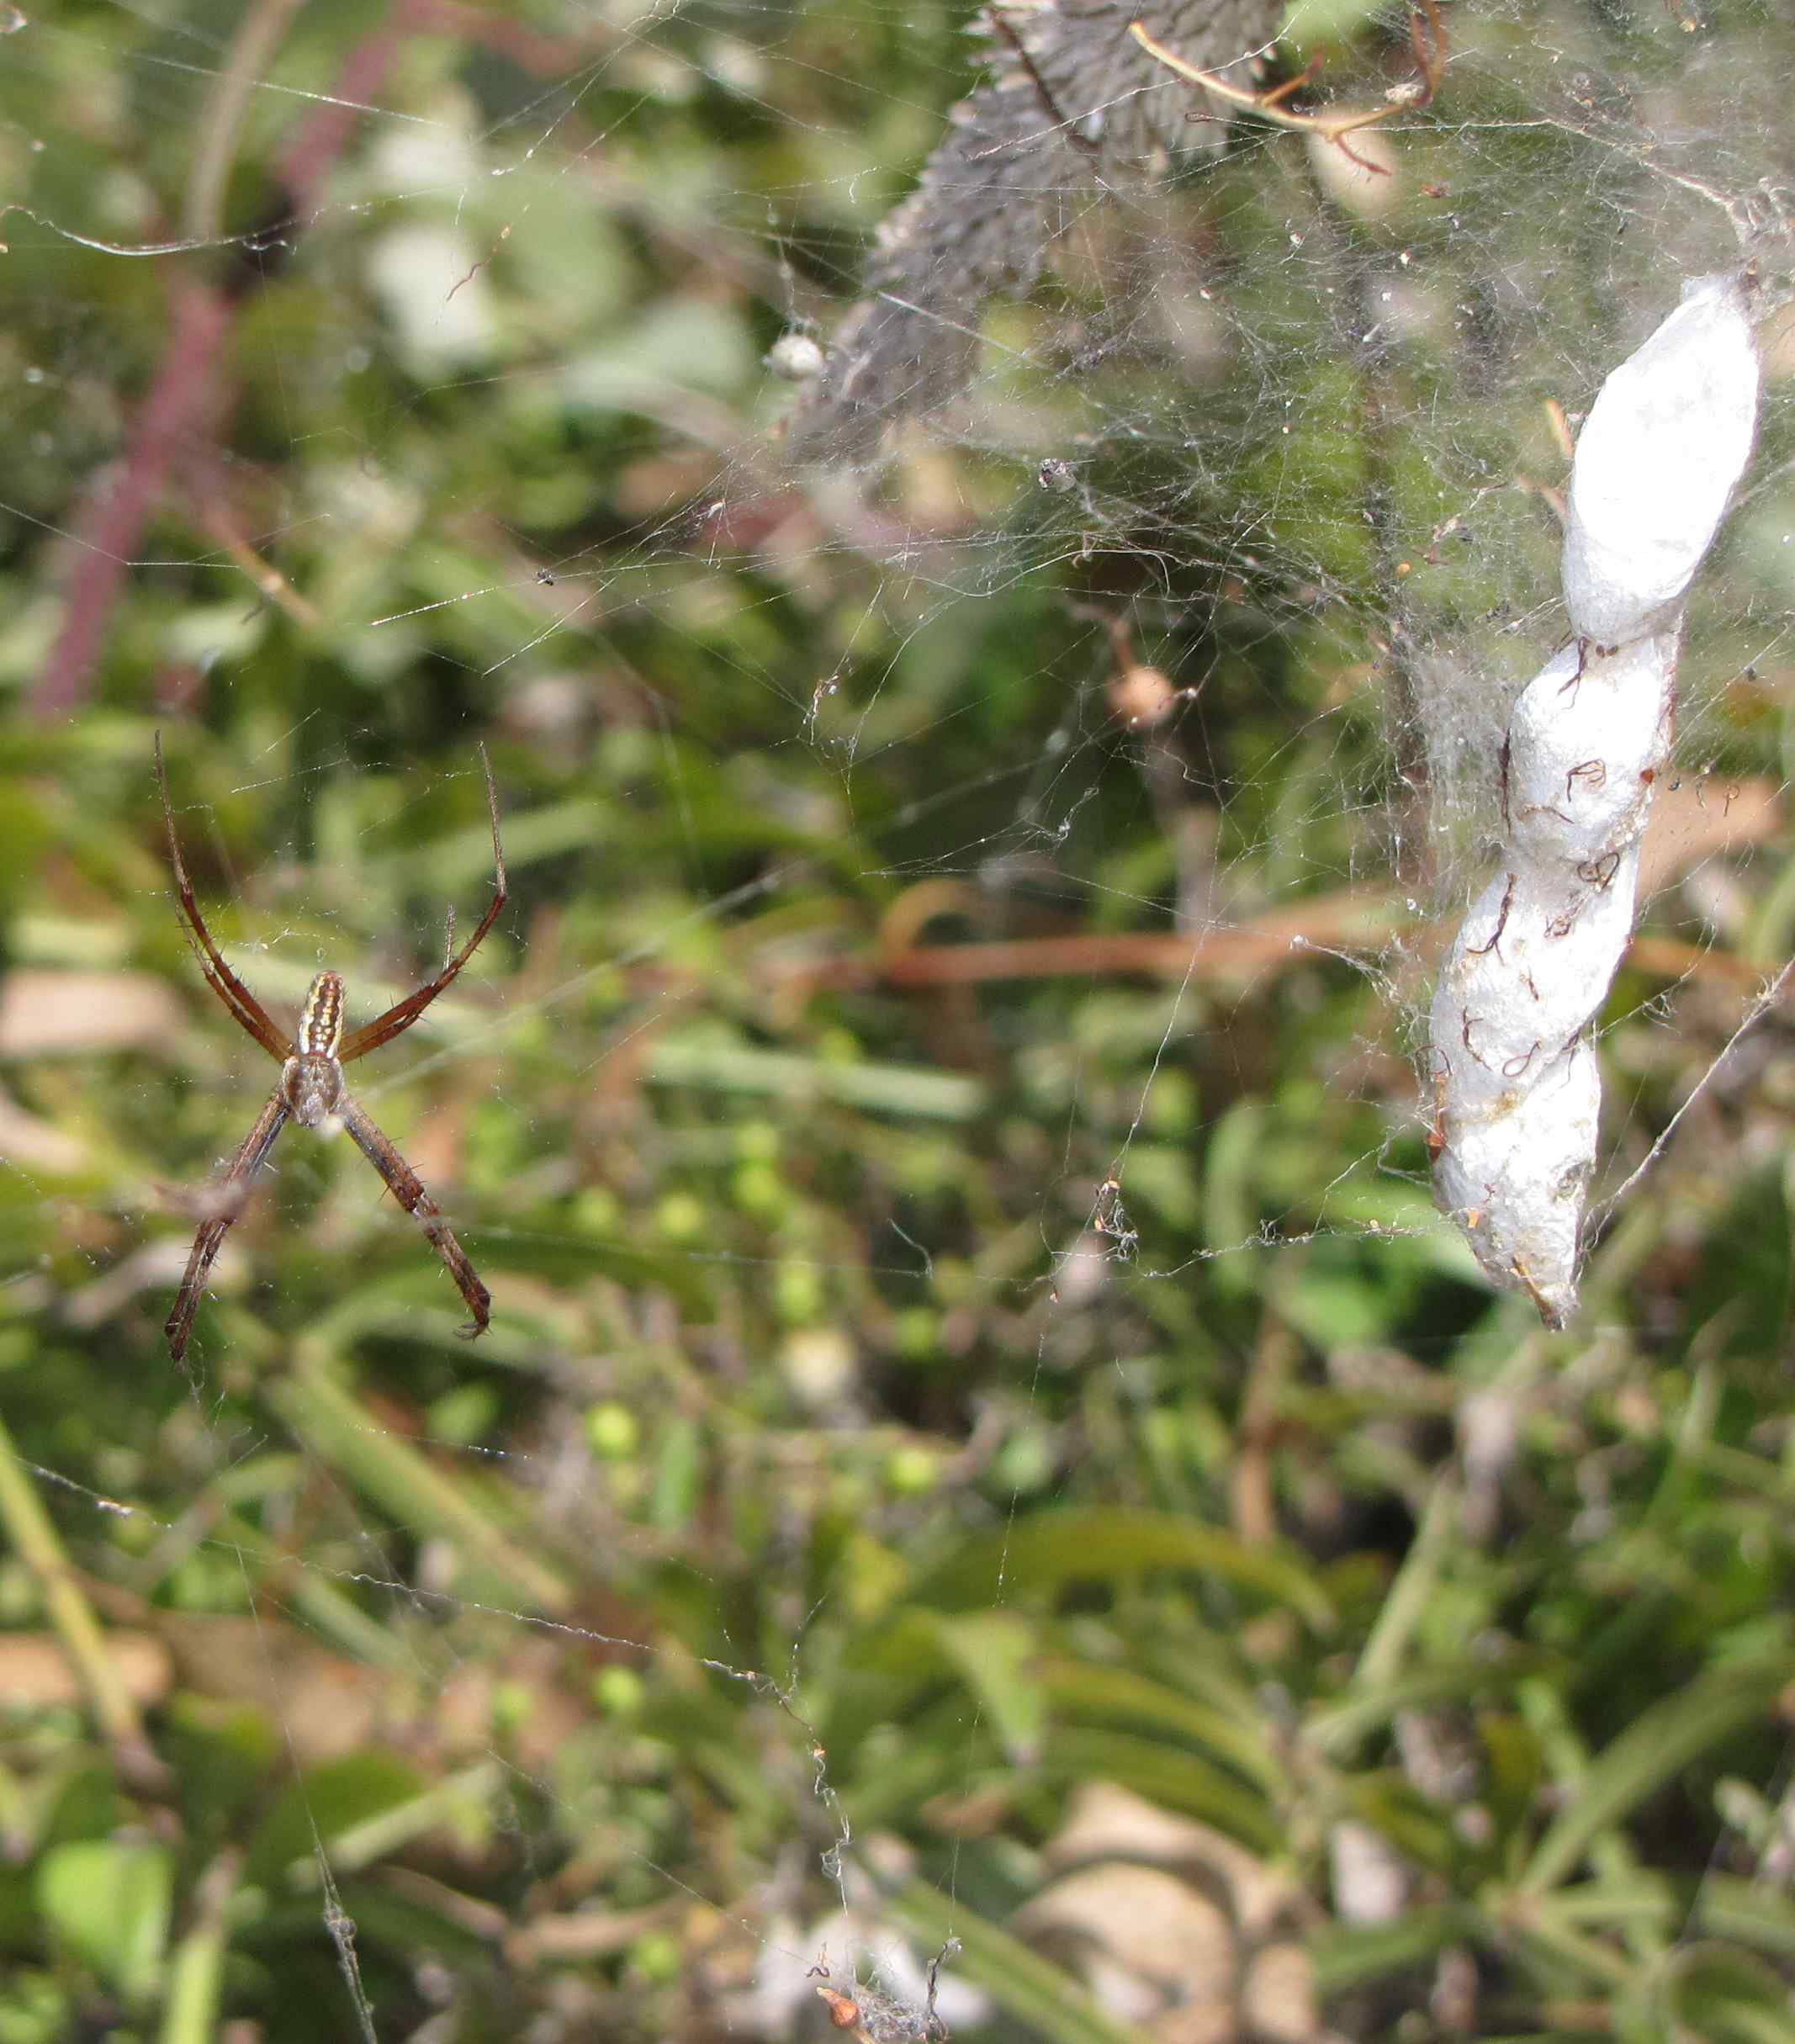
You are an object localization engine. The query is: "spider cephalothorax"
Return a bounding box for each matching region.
[155,737,507,1362]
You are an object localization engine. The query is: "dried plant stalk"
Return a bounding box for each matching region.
[786,0,1284,460]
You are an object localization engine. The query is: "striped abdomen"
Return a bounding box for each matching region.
[298,972,345,1057]
[285,972,347,1127]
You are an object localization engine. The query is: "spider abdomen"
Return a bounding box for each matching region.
[299,970,346,1057]
[283,972,348,1127]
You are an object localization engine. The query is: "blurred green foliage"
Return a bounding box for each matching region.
[3,2,1795,2041]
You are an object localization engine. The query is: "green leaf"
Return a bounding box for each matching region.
[283,1761,504,1884]
[918,1509,1334,1628]
[248,1751,428,1887]
[35,1840,172,2006]
[650,1414,703,1532]
[1203,1100,1268,1270]
[932,1612,1046,1765]
[1697,1875,1795,1962]
[1543,1873,1676,1934]
[1311,1904,1479,1993]
[1280,0,1387,55]
[1307,1652,1554,1758]
[1662,1941,1795,2044]
[1039,1657,1282,1790]
[1043,1727,1282,1855]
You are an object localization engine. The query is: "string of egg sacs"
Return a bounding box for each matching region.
[1429,273,1761,1326]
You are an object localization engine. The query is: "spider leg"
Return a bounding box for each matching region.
[155,733,289,1062]
[338,744,506,1064]
[336,1093,490,1338]
[166,1088,290,1363]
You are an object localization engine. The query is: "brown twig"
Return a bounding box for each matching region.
[1130,0,1447,172]
[189,492,323,630]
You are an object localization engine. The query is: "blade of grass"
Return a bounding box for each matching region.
[212,1507,415,1671]
[1521,1649,1795,1894]
[649,1033,986,1121]
[272,1346,570,1616]
[1496,1889,1636,1988]
[0,1407,156,1777]
[284,1761,505,1886]
[156,1848,241,2044]
[1353,1475,1458,1692]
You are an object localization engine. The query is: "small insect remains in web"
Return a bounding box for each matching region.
[807,1939,956,2043]
[155,735,507,1363]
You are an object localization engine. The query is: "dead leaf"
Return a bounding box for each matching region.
[0,969,185,1060]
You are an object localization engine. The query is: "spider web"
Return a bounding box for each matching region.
[3,0,1795,2039]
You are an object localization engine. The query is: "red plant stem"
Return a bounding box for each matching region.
[32,283,235,720]
[278,24,402,215]
[32,9,413,719]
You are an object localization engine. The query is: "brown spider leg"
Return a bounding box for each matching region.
[336,1093,490,1338]
[166,1088,290,1363]
[337,744,507,1064]
[154,733,288,1062]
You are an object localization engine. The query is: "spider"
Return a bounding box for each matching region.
[156,735,506,1363]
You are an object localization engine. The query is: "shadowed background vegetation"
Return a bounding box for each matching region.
[4,2,1795,2040]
